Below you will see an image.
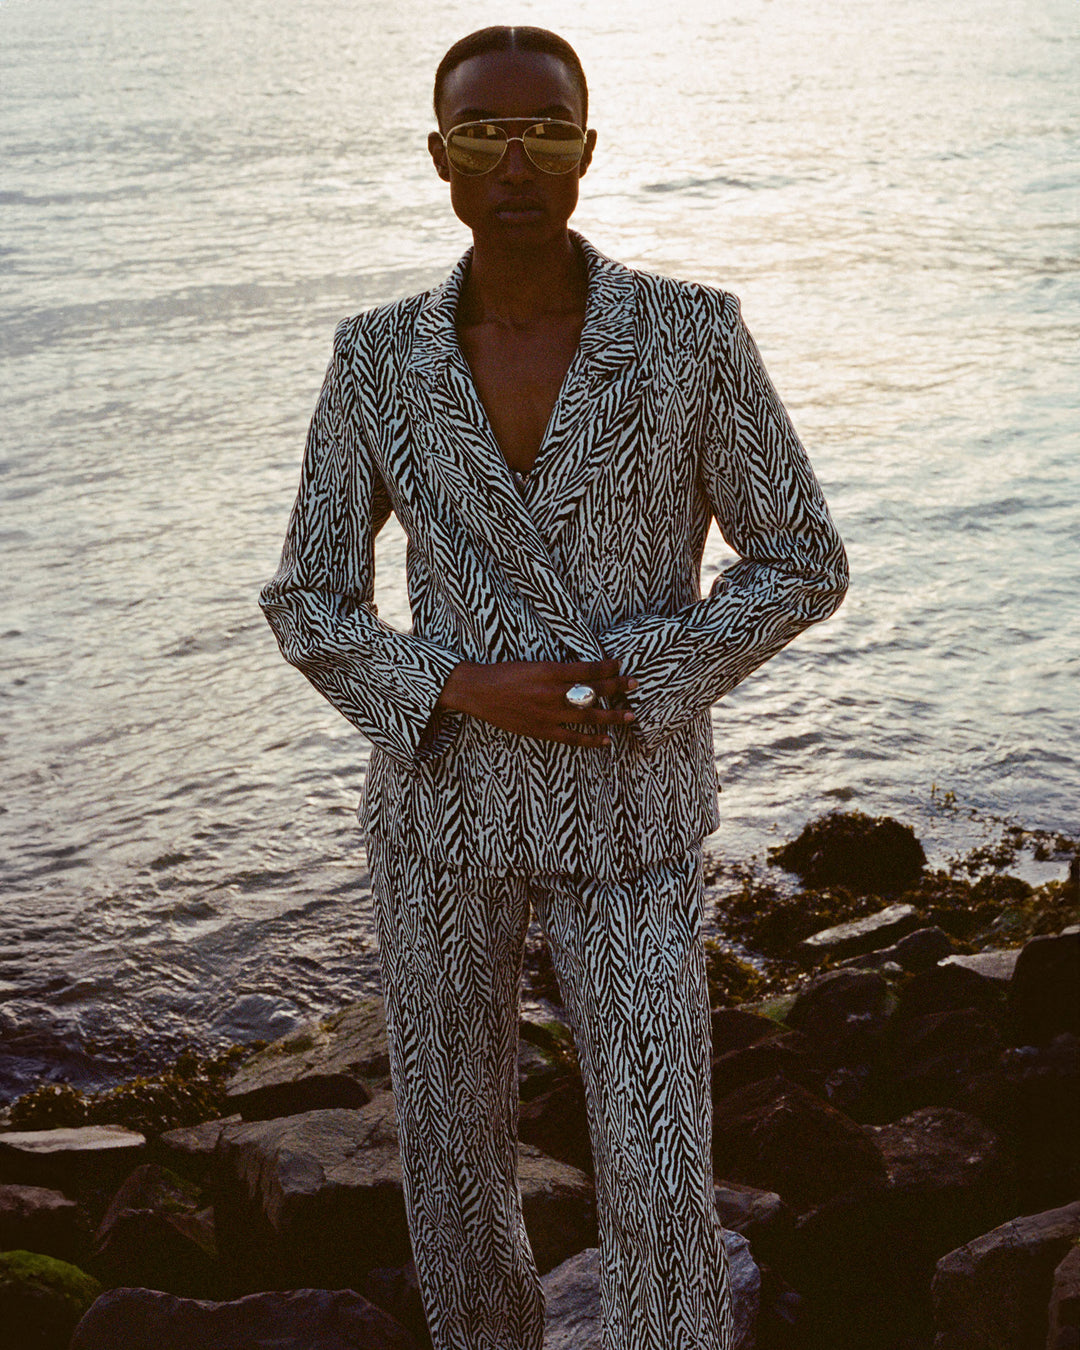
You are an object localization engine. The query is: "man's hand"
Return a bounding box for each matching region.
[436,659,636,747]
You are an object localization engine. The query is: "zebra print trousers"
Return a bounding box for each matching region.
[369,840,733,1350]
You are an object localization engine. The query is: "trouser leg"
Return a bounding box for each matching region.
[369,843,544,1350]
[531,848,733,1350]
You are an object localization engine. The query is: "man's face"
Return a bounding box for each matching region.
[428,48,595,245]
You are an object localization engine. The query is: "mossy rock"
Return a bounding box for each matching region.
[704,942,769,1008]
[0,1249,102,1350]
[9,1046,251,1138]
[770,811,927,895]
[739,994,799,1026]
[906,871,1077,947]
[716,878,882,961]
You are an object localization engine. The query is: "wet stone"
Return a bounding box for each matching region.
[0,1183,84,1261]
[0,1125,146,1190]
[70,1286,419,1350]
[940,949,1021,984]
[799,904,921,961]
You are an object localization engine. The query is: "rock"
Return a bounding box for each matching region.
[224,1000,389,1120]
[711,1075,886,1211]
[517,1074,592,1176]
[90,1163,218,1299]
[967,1035,1080,1212]
[517,1143,598,1276]
[1009,932,1080,1045]
[754,1264,805,1347]
[932,1201,1080,1350]
[724,1228,767,1349]
[941,949,1021,984]
[70,1286,419,1350]
[843,926,956,973]
[715,1180,792,1268]
[541,1250,602,1350]
[895,962,1004,1021]
[714,1180,787,1235]
[541,1230,760,1350]
[0,1183,84,1261]
[770,811,926,894]
[786,968,892,1060]
[213,1097,408,1293]
[0,1124,146,1191]
[781,1111,1012,1350]
[818,1062,877,1118]
[867,1108,1015,1262]
[711,1008,785,1057]
[740,993,798,1026]
[798,904,922,961]
[880,1008,1004,1116]
[1047,1244,1080,1350]
[518,1018,574,1103]
[0,1249,102,1350]
[872,1106,1003,1192]
[213,1096,595,1294]
[154,1116,242,1182]
[711,1029,817,1100]
[518,1040,559,1100]
[360,1262,428,1350]
[894,926,958,970]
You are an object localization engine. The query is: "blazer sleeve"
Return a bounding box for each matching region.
[600,293,849,755]
[259,319,463,766]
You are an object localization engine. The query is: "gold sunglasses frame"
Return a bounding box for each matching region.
[439,118,587,176]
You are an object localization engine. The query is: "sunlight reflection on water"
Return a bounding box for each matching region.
[1,0,1077,1093]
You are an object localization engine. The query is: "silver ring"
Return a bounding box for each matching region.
[565,683,597,710]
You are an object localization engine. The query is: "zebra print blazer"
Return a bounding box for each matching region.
[260,234,848,878]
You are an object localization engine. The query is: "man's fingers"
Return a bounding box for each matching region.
[563,658,621,681]
[588,675,637,701]
[551,727,613,747]
[559,705,633,726]
[553,667,637,703]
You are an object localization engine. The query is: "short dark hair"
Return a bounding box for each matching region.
[433,26,589,128]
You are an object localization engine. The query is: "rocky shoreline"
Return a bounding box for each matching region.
[0,811,1076,1349]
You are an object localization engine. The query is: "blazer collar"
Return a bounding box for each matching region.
[409,232,637,384]
[399,233,640,661]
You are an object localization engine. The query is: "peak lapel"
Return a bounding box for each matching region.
[523,236,643,545]
[401,245,605,661]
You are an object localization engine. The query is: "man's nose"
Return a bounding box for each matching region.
[499,138,534,179]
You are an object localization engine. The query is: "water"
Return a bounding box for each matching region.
[1,0,1077,1099]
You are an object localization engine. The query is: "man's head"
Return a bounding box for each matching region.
[428,27,596,243]
[433,26,588,131]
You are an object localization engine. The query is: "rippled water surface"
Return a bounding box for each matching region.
[2,0,1077,1096]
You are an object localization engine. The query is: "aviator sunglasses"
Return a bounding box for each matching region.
[440,118,587,176]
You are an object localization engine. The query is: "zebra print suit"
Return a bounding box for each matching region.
[261,234,847,1349]
[260,234,848,881]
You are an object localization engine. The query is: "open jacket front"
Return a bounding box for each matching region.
[260,235,848,878]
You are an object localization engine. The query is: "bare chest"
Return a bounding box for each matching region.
[457,316,584,478]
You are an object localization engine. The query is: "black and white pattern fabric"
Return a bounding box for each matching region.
[370,839,731,1350]
[260,233,848,880]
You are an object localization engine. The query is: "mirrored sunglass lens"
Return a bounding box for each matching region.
[523,124,585,173]
[446,124,506,174]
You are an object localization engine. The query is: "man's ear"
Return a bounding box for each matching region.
[578,128,598,178]
[428,131,451,182]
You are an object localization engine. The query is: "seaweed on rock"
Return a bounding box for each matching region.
[769,811,927,896]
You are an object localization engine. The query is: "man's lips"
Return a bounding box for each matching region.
[493,199,545,218]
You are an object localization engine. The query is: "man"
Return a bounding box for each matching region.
[261,25,847,1350]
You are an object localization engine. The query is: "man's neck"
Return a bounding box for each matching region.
[459,231,587,328]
